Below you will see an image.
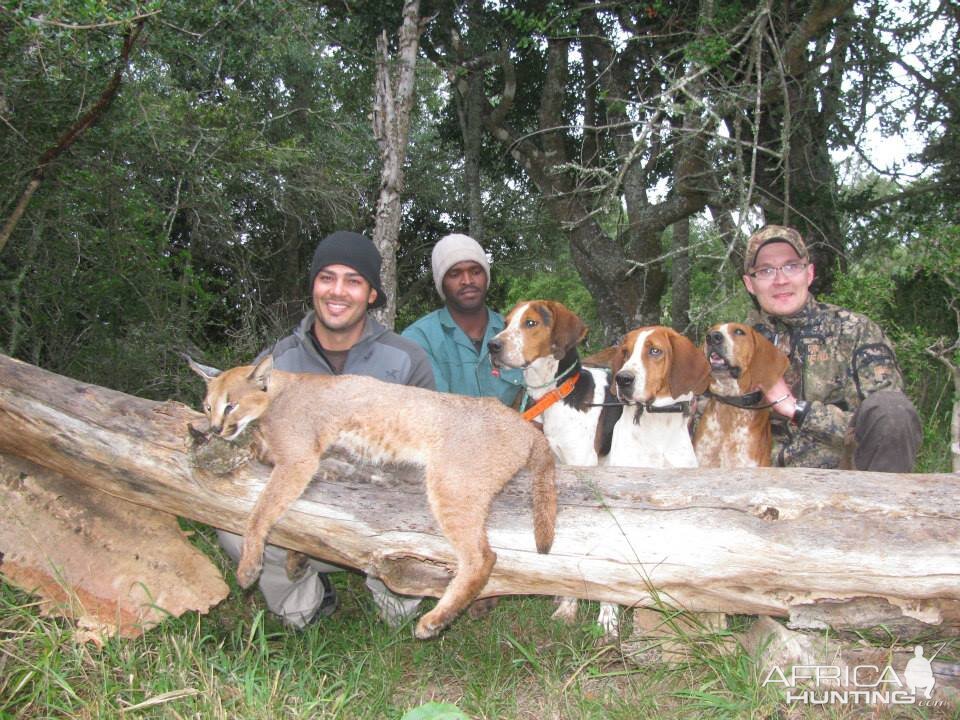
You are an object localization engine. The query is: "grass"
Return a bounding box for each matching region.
[2,526,958,720]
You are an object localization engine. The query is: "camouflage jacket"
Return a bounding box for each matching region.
[746,297,905,468]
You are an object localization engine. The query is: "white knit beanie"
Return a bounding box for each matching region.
[431,233,491,299]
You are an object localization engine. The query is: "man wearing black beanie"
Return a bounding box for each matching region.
[217,230,434,630]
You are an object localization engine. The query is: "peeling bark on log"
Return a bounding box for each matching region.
[1,353,959,637]
[1,454,228,641]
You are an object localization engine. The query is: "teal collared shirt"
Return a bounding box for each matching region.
[401,306,524,406]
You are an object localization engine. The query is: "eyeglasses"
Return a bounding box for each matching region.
[748,262,808,281]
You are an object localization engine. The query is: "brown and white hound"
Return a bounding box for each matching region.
[606,326,712,468]
[693,322,789,468]
[488,300,621,636]
[488,300,611,465]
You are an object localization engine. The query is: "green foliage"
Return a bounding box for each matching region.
[502,258,601,349]
[824,223,959,473]
[683,35,732,68]
[1,1,376,396]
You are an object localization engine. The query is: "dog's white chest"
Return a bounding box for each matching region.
[605,408,697,468]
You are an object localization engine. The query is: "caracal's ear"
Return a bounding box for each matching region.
[184,353,222,383]
[667,330,712,397]
[248,354,274,391]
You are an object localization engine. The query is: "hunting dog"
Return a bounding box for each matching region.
[188,355,557,639]
[487,300,612,464]
[488,300,625,638]
[606,326,712,468]
[693,322,789,468]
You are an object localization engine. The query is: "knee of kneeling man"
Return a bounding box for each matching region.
[857,390,920,430]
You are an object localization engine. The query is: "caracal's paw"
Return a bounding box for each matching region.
[235,555,262,589]
[414,610,448,640]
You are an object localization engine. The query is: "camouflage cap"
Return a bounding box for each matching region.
[744,225,808,273]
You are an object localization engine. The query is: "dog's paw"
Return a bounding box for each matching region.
[551,596,579,624]
[597,603,621,640]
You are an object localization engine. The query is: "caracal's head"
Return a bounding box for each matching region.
[186,354,274,440]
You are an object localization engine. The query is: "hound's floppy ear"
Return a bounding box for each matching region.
[248,355,274,391]
[583,344,620,369]
[544,301,587,358]
[184,353,222,383]
[741,330,790,393]
[667,330,712,397]
[609,339,630,378]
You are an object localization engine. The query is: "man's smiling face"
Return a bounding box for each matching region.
[743,241,814,317]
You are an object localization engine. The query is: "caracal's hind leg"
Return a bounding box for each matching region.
[237,460,318,588]
[415,474,497,639]
[527,436,557,553]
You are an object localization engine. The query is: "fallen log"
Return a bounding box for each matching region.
[1,352,959,637]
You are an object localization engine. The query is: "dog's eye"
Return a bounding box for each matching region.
[734,327,745,336]
[648,347,663,357]
[203,402,211,413]
[224,402,237,415]
[524,319,538,328]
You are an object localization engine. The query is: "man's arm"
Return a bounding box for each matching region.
[761,312,905,450]
[407,345,438,390]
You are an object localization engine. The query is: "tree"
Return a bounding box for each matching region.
[420,1,859,341]
[372,0,424,329]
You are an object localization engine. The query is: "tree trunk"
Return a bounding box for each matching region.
[671,217,691,332]
[1,353,959,637]
[371,0,422,330]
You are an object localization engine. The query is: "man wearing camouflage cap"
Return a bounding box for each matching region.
[742,224,921,471]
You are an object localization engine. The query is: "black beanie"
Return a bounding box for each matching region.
[308,231,386,309]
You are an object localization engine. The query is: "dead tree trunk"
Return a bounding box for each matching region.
[371,0,422,330]
[1,353,959,638]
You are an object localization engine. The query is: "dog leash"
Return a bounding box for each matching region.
[522,372,582,421]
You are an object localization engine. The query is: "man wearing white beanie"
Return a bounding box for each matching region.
[402,233,523,405]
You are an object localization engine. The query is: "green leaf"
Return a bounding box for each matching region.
[400,702,470,720]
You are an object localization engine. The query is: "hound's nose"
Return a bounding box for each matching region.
[707,331,723,346]
[615,372,635,390]
[487,338,503,355]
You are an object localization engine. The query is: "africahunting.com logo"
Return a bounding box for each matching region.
[762,645,943,707]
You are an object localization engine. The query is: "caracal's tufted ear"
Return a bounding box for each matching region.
[741,328,790,393]
[667,330,712,397]
[543,300,587,358]
[248,354,275,391]
[184,353,222,384]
